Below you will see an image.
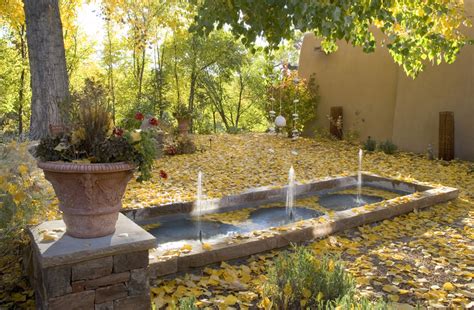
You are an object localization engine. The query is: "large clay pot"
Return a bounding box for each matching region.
[38,161,135,238]
[177,118,190,135]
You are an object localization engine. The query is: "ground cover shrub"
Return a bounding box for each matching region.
[0,141,56,237]
[164,135,197,155]
[176,297,198,310]
[0,141,56,308]
[378,140,398,154]
[363,136,377,152]
[227,126,241,134]
[343,129,360,145]
[263,246,354,308]
[263,246,388,309]
[326,295,388,309]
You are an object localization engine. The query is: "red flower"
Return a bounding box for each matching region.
[135,112,144,121]
[113,127,124,137]
[149,117,159,126]
[165,145,177,155]
[159,170,168,179]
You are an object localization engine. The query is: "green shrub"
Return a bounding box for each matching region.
[164,135,196,156]
[177,297,198,310]
[267,70,320,138]
[0,141,56,237]
[263,246,355,308]
[363,136,377,152]
[227,126,241,134]
[378,140,398,154]
[325,295,388,309]
[343,130,360,145]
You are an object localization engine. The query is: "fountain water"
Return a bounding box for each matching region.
[286,166,295,220]
[357,149,363,206]
[196,171,203,242]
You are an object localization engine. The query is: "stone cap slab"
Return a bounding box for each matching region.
[28,214,156,268]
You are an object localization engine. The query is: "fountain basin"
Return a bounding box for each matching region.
[249,206,323,227]
[122,173,458,278]
[318,193,384,211]
[147,219,239,244]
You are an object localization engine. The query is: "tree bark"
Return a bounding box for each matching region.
[105,17,116,124]
[172,34,181,104]
[23,0,70,139]
[157,40,166,117]
[235,71,244,129]
[16,25,27,136]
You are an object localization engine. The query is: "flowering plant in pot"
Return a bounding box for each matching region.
[172,103,194,134]
[133,112,169,158]
[35,80,156,238]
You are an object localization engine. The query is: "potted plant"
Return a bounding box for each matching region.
[35,80,156,238]
[135,112,167,158]
[172,103,193,135]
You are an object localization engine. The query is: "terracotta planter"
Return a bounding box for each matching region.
[38,161,135,238]
[177,118,190,135]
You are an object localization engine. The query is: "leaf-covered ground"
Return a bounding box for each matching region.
[1,134,473,308]
[124,134,473,208]
[144,134,473,309]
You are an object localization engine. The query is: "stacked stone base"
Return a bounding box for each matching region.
[33,250,149,310]
[27,214,155,310]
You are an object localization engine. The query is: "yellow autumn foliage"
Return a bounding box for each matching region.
[145,134,473,309]
[1,134,473,308]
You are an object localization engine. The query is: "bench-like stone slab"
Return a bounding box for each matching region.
[29,213,156,269]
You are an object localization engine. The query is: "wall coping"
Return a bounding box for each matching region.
[28,213,156,269]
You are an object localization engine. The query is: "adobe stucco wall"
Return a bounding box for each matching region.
[299,4,474,160]
[299,30,399,142]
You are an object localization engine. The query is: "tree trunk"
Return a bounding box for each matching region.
[188,70,197,133]
[105,17,116,124]
[23,0,70,140]
[157,41,166,117]
[18,65,25,136]
[235,72,244,129]
[137,47,146,101]
[212,109,216,133]
[172,34,181,104]
[16,25,27,136]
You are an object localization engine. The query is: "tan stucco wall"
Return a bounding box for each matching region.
[299,4,474,160]
[299,30,398,142]
[392,1,474,160]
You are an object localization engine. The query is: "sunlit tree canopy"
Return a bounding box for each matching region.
[192,0,472,77]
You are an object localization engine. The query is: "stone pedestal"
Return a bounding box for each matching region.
[27,214,156,310]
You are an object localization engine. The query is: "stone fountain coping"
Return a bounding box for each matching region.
[143,173,458,278]
[28,213,156,269]
[122,172,433,224]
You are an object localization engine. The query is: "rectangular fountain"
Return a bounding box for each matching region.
[122,172,458,279]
